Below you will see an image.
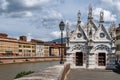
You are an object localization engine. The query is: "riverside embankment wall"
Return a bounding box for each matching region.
[0,57,61,64]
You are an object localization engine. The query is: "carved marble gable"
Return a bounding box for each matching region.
[94,24,111,41]
[84,19,97,40]
[70,24,88,42]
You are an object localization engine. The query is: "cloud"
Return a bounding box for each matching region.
[0,0,9,10]
[93,8,117,22]
[7,11,33,18]
[23,0,50,7]
[0,0,61,18]
[0,0,64,41]
[31,9,63,30]
[50,31,66,38]
[100,0,120,12]
[0,0,63,30]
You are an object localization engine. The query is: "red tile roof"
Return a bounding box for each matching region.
[31,39,44,43]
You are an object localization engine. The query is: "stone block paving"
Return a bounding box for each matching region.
[66,69,120,80]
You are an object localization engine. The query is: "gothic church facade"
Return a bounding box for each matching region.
[66,5,116,69]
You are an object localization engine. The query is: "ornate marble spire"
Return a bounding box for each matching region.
[66,22,70,38]
[99,11,104,23]
[110,22,116,40]
[88,4,93,19]
[77,10,81,24]
[66,22,70,47]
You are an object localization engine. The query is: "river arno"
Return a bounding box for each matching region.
[0,61,59,80]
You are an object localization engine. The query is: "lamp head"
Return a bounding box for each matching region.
[59,21,65,31]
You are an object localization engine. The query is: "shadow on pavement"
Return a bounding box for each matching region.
[112,62,120,74]
[112,69,120,74]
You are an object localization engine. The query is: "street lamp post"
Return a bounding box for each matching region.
[59,21,65,64]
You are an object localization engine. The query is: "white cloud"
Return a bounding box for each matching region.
[32,9,63,29]
[40,37,52,41]
[50,31,66,38]
[24,11,33,17]
[93,8,117,22]
[48,10,62,19]
[27,33,33,41]
[8,11,33,18]
[23,0,50,7]
[101,0,120,12]
[42,9,63,19]
[0,0,61,18]
[0,0,9,10]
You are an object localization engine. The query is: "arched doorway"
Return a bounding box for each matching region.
[98,53,106,66]
[76,52,83,66]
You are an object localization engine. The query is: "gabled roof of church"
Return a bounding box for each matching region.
[98,23,111,39]
[69,10,88,42]
[78,24,88,40]
[86,19,97,30]
[93,11,111,41]
[68,5,113,42]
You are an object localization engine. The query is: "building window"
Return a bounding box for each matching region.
[116,35,120,40]
[116,45,120,51]
[5,51,13,56]
[19,49,22,52]
[19,45,22,47]
[32,50,35,52]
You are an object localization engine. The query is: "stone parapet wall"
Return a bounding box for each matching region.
[0,57,61,64]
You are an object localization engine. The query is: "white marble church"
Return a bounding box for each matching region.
[66,5,116,69]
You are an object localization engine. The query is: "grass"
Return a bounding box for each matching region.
[14,71,34,79]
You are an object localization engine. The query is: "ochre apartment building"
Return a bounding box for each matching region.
[0,33,19,56]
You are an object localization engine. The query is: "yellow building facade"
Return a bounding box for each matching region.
[0,33,19,56]
[0,33,36,57]
[44,45,50,57]
[18,41,36,56]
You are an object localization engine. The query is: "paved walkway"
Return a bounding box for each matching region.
[66,69,120,80]
[15,65,64,80]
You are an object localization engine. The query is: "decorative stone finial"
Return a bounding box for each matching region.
[112,22,115,27]
[88,4,93,19]
[77,10,81,24]
[100,11,104,23]
[66,22,70,37]
[66,22,70,47]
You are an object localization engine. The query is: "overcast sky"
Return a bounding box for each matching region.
[0,0,119,41]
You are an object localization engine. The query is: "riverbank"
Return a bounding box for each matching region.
[0,57,62,64]
[14,63,70,80]
[0,61,59,80]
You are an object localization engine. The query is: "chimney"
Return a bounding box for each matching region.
[19,36,27,41]
[0,33,8,38]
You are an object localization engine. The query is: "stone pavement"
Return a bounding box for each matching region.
[66,69,120,80]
